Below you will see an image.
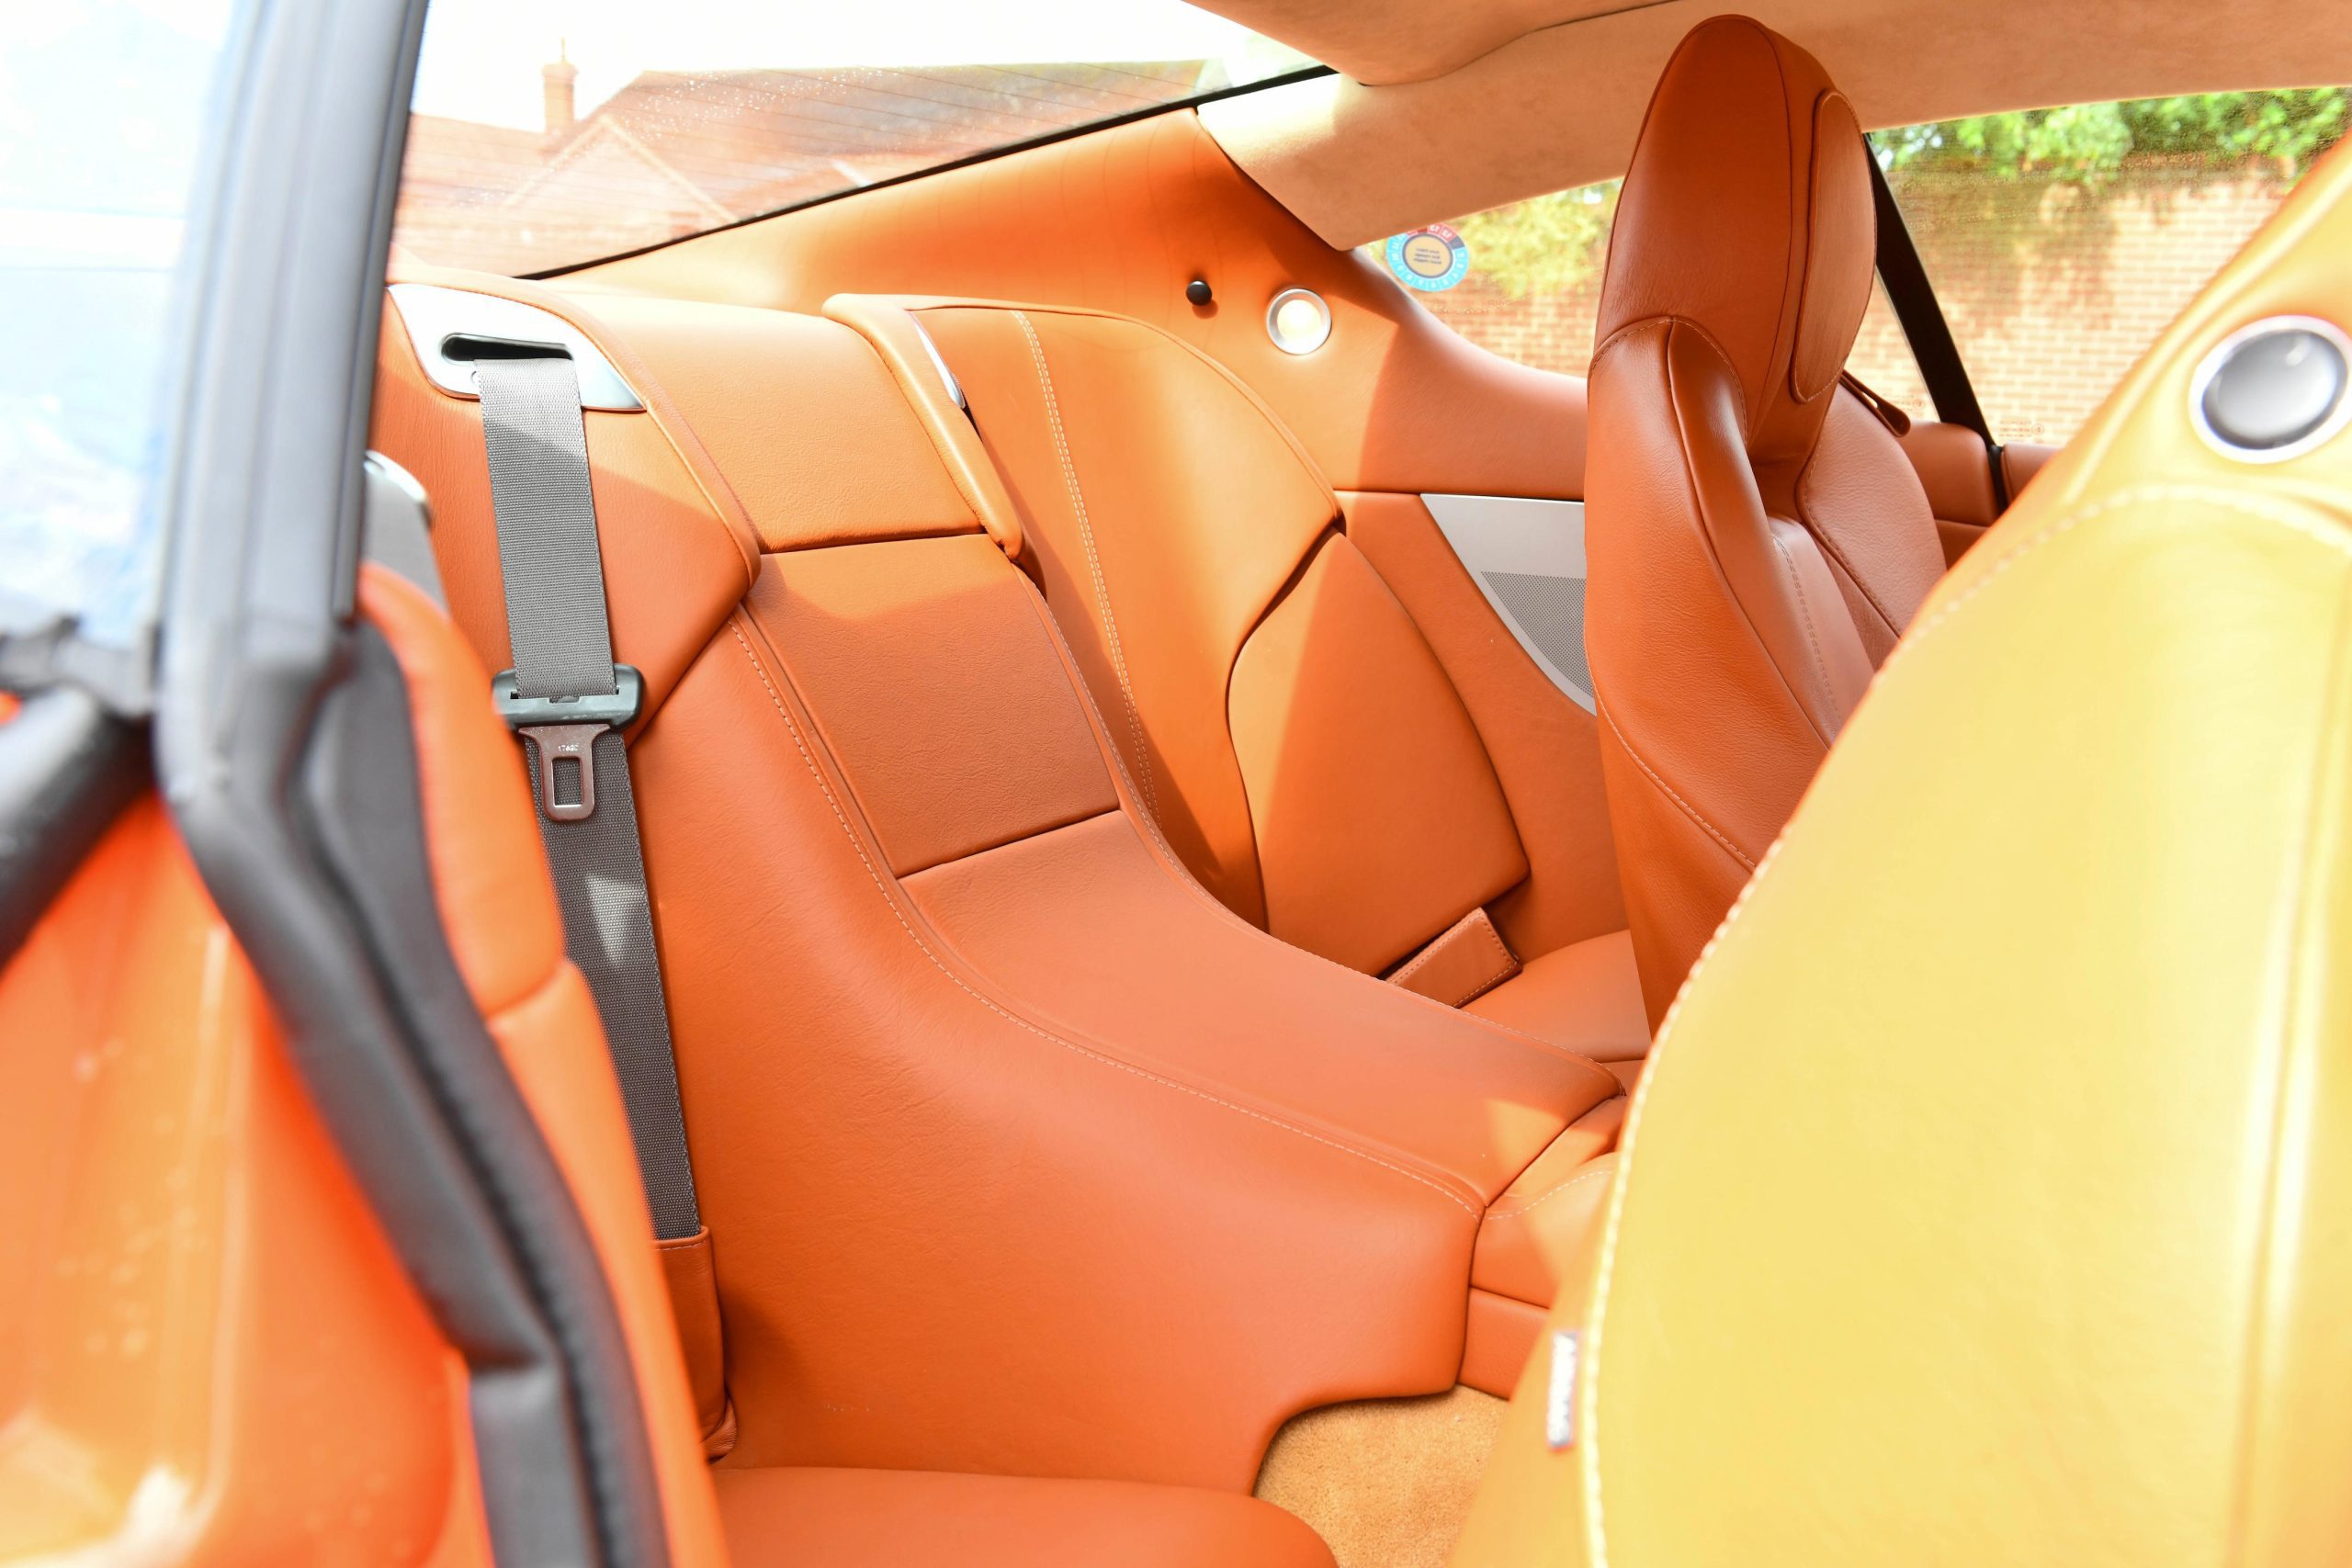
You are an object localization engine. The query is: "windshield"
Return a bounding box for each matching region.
[395,1,1316,277]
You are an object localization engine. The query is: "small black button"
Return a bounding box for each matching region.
[2200,324,2347,453]
[1185,278,1214,307]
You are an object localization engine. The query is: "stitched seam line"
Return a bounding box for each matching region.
[1487,1165,1617,1223]
[1450,921,1519,1008]
[1013,310,1159,822]
[1448,966,1509,1010]
[1386,914,1518,1007]
[727,620,1480,1219]
[1796,490,1905,638]
[1656,319,1837,750]
[2219,571,2352,1551]
[1021,568,1621,1090]
[1596,698,1758,871]
[1583,482,2352,1566]
[1388,942,1437,986]
[1770,529,1840,715]
[1387,917,1462,987]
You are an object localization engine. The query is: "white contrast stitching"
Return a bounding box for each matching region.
[1596,698,1758,871]
[1581,483,2352,1567]
[727,619,1482,1219]
[1486,1164,1617,1223]
[1012,310,1160,822]
[1770,528,1840,719]
[1019,559,1622,1089]
[1386,912,1519,1008]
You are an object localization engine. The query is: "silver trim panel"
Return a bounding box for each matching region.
[1420,492,1593,713]
[910,314,967,412]
[386,283,643,411]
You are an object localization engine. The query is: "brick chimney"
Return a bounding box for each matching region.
[542,44,577,140]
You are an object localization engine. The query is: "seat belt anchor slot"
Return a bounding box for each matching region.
[492,664,642,823]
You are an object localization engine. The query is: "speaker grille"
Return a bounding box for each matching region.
[1482,570,1590,693]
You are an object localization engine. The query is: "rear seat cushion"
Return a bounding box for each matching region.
[1466,929,1651,1067]
[716,1468,1335,1568]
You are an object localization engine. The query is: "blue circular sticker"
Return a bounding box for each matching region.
[1385,224,1470,292]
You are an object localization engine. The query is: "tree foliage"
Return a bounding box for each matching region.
[1446,179,1619,299]
[1446,89,2346,299]
[1876,89,2346,179]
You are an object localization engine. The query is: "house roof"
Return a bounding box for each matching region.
[394,61,1224,274]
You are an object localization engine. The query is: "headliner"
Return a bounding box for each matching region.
[1193,0,2352,247]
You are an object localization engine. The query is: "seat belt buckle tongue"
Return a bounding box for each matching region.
[492,664,642,823]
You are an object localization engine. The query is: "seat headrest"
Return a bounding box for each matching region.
[1595,15,1875,468]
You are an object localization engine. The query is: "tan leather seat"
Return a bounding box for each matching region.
[1457,45,2352,1568]
[373,259,1632,1490]
[865,297,1644,1064]
[361,550,1336,1568]
[1584,16,1948,1023]
[716,1468,1332,1567]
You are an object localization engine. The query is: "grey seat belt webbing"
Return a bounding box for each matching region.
[474,355,701,1242]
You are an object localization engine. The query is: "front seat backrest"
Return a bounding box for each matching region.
[1584,14,1947,1022]
[1455,104,2352,1568]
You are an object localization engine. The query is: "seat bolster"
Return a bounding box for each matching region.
[1585,320,1839,1020]
[1476,1131,1623,1310]
[1798,388,1949,663]
[715,1467,1335,1568]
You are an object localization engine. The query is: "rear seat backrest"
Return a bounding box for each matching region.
[374,275,1624,1483]
[905,302,1528,976]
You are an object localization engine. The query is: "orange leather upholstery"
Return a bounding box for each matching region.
[570,109,1635,999]
[365,557,1359,1562]
[1464,930,1647,1076]
[1340,492,1631,965]
[575,111,1588,502]
[1584,15,1947,1021]
[716,1469,1334,1568]
[2000,439,2059,501]
[370,276,1632,1485]
[1458,98,2352,1568]
[905,300,1528,976]
[846,299,1646,1078]
[0,797,494,1566]
[360,565,731,1565]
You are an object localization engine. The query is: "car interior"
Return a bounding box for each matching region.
[8,0,2352,1564]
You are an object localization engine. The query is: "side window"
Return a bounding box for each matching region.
[1879,89,2348,445]
[1398,179,1619,376]
[1399,88,2346,451]
[1,5,233,653]
[1845,279,1934,422]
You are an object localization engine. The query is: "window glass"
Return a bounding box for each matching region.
[0,0,236,649]
[396,1,1315,277]
[1403,89,2347,449]
[1846,278,1933,422]
[1882,90,2347,445]
[1405,179,1618,376]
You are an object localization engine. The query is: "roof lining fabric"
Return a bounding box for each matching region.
[1194,0,2352,248]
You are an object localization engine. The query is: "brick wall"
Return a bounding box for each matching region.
[1418,165,2300,445]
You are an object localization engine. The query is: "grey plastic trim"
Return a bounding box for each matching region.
[362,450,445,604]
[299,633,665,1568]
[1421,492,1595,713]
[149,1,667,1563]
[909,314,968,412]
[387,283,644,411]
[0,687,146,963]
